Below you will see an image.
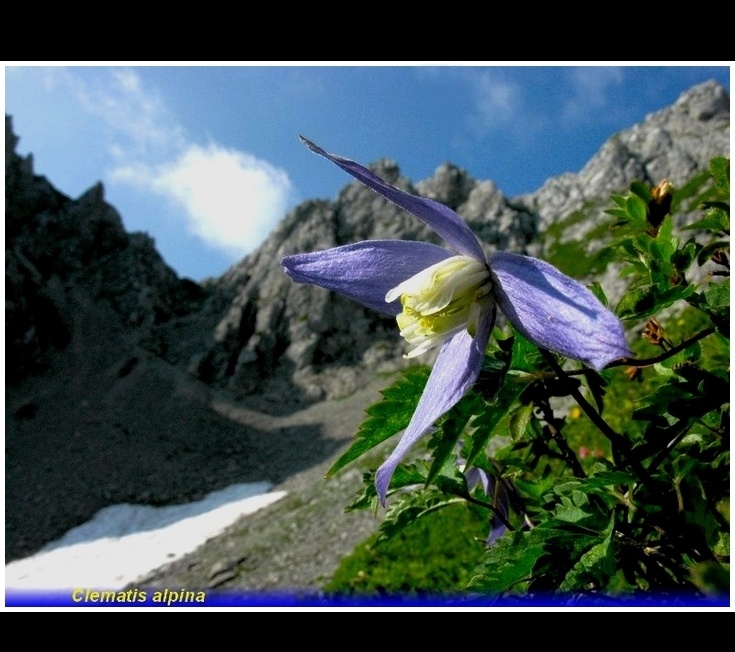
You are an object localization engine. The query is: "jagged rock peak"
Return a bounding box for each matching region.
[521,80,730,231]
[415,162,476,210]
[668,78,729,121]
[5,115,208,382]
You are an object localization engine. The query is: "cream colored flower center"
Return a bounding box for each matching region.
[386,255,493,359]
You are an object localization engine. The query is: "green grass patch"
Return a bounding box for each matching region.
[324,501,488,596]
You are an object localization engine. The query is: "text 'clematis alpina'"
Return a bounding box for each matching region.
[282,137,631,506]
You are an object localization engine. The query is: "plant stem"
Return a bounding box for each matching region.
[463,494,515,532]
[538,349,659,494]
[611,327,716,368]
[534,394,587,479]
[515,326,715,383]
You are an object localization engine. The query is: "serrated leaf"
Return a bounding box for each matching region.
[467,529,544,594]
[559,516,616,591]
[474,351,510,402]
[709,156,730,196]
[374,489,465,546]
[550,473,636,507]
[678,472,722,549]
[344,471,380,512]
[553,492,596,525]
[327,367,429,477]
[345,464,429,512]
[654,341,702,375]
[617,283,695,321]
[672,240,700,274]
[610,194,628,208]
[704,276,729,307]
[690,562,731,598]
[465,379,526,467]
[426,391,481,486]
[470,520,602,594]
[582,471,637,489]
[616,288,654,319]
[583,369,609,414]
[684,208,730,234]
[510,332,545,373]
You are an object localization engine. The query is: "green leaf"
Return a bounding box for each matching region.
[653,214,676,254]
[467,529,545,594]
[616,287,655,319]
[604,207,632,222]
[582,368,610,414]
[630,180,653,203]
[509,403,534,441]
[553,495,591,525]
[375,489,466,546]
[426,392,481,486]
[672,240,700,275]
[345,464,428,512]
[609,194,628,208]
[683,208,730,235]
[690,562,731,598]
[549,473,636,509]
[704,277,730,310]
[581,470,637,489]
[588,281,609,307]
[677,471,722,549]
[465,379,526,467]
[626,194,648,222]
[471,518,604,595]
[510,332,546,373]
[696,241,730,267]
[474,349,510,402]
[689,277,730,334]
[559,516,616,592]
[709,156,730,196]
[617,282,696,320]
[327,367,429,477]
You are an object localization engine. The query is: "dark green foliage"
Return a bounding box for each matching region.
[325,159,730,602]
[326,367,430,478]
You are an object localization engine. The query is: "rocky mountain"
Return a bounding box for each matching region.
[4,81,729,566]
[186,79,729,403]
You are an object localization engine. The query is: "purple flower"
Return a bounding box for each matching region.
[464,465,510,546]
[282,137,630,506]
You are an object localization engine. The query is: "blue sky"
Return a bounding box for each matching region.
[4,64,730,281]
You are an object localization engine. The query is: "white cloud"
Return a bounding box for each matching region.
[562,67,625,122]
[463,70,524,135]
[46,67,293,260]
[115,143,293,258]
[31,66,184,159]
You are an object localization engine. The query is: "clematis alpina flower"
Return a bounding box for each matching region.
[282,137,631,506]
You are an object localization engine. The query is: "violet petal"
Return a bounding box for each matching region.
[282,240,453,315]
[489,251,631,370]
[375,304,496,505]
[300,136,486,263]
